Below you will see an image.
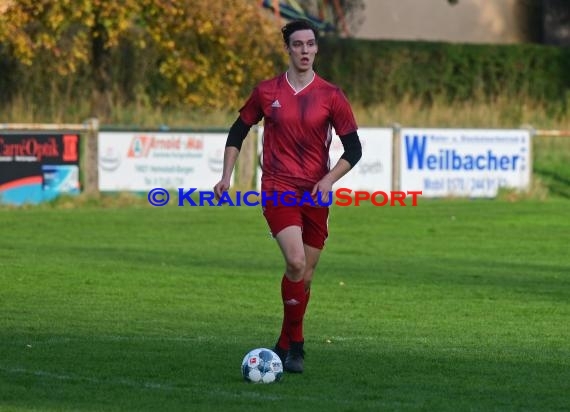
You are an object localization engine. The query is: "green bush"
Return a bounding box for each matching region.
[2,36,570,123]
[316,38,570,108]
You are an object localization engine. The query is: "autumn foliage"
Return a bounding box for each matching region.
[0,0,287,118]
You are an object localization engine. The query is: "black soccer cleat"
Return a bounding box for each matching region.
[273,342,288,364]
[284,341,305,373]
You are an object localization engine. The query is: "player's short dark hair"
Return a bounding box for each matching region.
[281,19,319,46]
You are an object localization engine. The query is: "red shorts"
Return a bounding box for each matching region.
[263,203,329,249]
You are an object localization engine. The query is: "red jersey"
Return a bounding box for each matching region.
[239,72,357,194]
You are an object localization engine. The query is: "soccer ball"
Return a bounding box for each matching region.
[241,348,283,383]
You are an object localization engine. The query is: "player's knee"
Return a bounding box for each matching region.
[286,256,306,277]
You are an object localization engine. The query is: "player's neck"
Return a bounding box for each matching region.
[286,69,315,93]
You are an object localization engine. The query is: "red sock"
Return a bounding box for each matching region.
[278,280,312,349]
[278,275,306,347]
[303,287,311,315]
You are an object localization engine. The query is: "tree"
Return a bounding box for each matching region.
[261,0,365,36]
[304,0,366,36]
[0,0,286,119]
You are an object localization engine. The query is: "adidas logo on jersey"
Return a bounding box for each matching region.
[271,99,281,108]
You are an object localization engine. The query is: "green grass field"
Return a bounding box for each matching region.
[533,136,570,199]
[1,199,569,411]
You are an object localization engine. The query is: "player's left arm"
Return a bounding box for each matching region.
[312,89,362,199]
[338,131,362,170]
[312,132,362,198]
[331,87,362,173]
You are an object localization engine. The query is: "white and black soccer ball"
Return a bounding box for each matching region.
[241,348,283,383]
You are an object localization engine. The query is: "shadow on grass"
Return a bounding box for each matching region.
[0,331,568,412]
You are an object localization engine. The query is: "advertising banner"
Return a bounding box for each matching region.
[98,131,228,191]
[399,128,531,197]
[256,127,393,191]
[329,128,393,191]
[0,132,80,205]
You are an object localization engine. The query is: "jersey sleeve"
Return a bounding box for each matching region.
[330,88,358,137]
[238,86,264,126]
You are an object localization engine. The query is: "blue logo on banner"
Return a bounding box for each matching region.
[404,135,520,171]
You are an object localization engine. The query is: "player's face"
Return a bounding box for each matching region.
[286,29,318,72]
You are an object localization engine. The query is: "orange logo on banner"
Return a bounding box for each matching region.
[127,135,152,158]
[186,137,203,150]
[63,134,78,161]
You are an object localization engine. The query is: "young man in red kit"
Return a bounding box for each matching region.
[213,19,362,373]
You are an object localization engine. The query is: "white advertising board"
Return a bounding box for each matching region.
[98,131,227,191]
[399,128,531,197]
[329,128,393,191]
[256,127,393,191]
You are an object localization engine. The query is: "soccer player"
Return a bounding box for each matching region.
[213,19,362,373]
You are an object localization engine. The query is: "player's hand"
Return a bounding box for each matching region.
[213,178,231,201]
[311,177,334,204]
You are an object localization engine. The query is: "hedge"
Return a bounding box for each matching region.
[316,37,570,107]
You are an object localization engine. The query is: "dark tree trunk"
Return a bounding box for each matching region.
[90,12,112,122]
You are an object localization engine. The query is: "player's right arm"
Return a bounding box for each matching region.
[213,117,252,200]
[214,86,264,200]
